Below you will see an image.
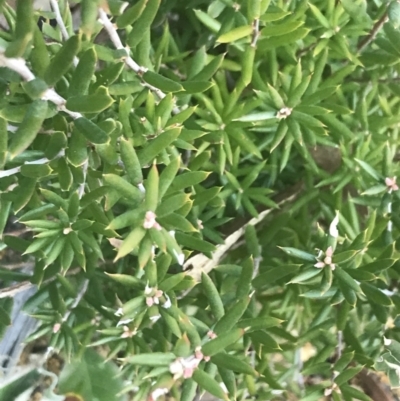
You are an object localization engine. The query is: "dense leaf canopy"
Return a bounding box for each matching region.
[1,0,400,400]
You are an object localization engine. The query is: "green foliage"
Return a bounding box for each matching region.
[1,0,400,400]
[58,349,127,401]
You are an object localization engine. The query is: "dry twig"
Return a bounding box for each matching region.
[357,11,389,52]
[184,185,302,281]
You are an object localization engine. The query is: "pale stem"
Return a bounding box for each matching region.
[49,0,69,41]
[0,151,64,178]
[0,52,82,119]
[0,53,35,81]
[97,8,140,71]
[78,159,88,199]
[49,0,79,66]
[0,281,33,299]
[97,8,181,113]
[251,18,260,47]
[184,186,301,281]
[253,252,262,278]
[0,158,48,178]
[0,267,82,299]
[0,166,20,178]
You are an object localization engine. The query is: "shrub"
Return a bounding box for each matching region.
[1,0,400,400]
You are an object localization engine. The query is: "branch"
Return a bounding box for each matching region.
[49,0,69,41]
[0,52,88,194]
[97,9,141,73]
[298,7,388,59]
[0,53,81,119]
[0,267,82,299]
[0,53,35,81]
[78,160,88,199]
[0,281,33,299]
[49,0,79,66]
[0,152,64,178]
[357,11,388,52]
[253,254,262,278]
[297,42,316,58]
[184,184,302,281]
[98,8,180,114]
[0,260,34,269]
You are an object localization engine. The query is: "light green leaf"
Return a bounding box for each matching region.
[193,9,221,33]
[138,128,182,166]
[217,25,253,43]
[66,86,114,113]
[257,28,310,50]
[278,247,316,262]
[260,20,304,37]
[142,70,183,93]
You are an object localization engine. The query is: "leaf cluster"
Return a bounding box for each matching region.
[1,0,400,400]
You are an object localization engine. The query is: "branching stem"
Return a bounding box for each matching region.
[0,52,82,119]
[98,8,180,113]
[357,10,388,52]
[49,0,69,41]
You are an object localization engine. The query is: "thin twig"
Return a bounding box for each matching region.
[0,52,81,120]
[184,186,302,281]
[0,53,35,81]
[0,261,34,270]
[297,42,317,58]
[3,225,32,237]
[1,280,89,331]
[98,8,180,114]
[0,268,82,299]
[0,281,33,299]
[0,259,120,300]
[297,7,388,60]
[0,152,64,199]
[78,160,88,199]
[357,11,388,52]
[97,9,141,73]
[0,166,20,178]
[253,253,262,278]
[0,153,63,178]
[0,53,89,194]
[49,0,69,41]
[49,0,79,66]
